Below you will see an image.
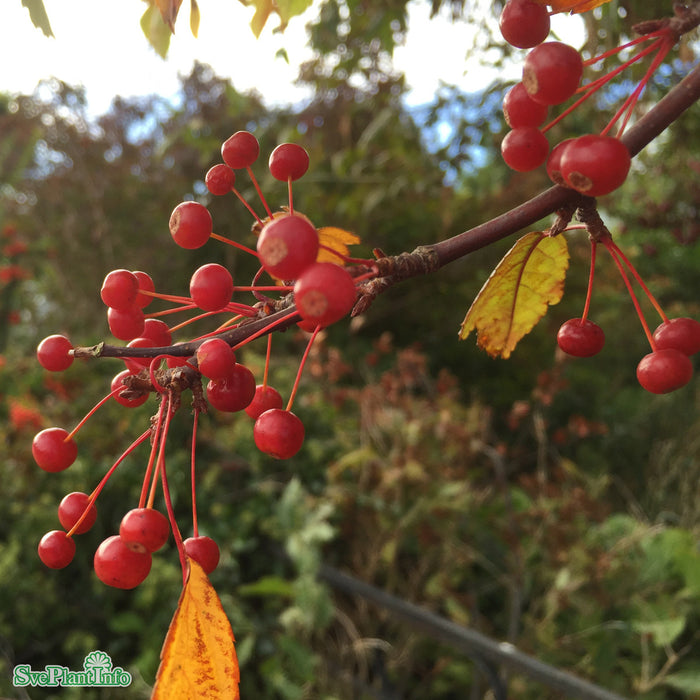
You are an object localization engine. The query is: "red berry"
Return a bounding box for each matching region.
[169,201,212,249]
[111,370,149,408]
[503,83,549,129]
[257,213,319,280]
[107,306,145,341]
[499,0,550,49]
[205,163,235,195]
[221,131,260,169]
[652,317,700,356]
[123,336,156,374]
[293,262,357,328]
[94,535,152,589]
[206,363,257,412]
[523,42,583,105]
[196,338,236,380]
[38,530,76,569]
[557,318,605,357]
[636,349,693,394]
[100,269,139,310]
[545,138,575,186]
[269,143,310,181]
[189,263,234,312]
[253,408,305,459]
[32,427,78,472]
[184,535,220,574]
[119,508,170,553]
[560,135,631,197]
[58,492,97,534]
[501,127,549,172]
[132,270,156,308]
[245,384,284,419]
[141,318,172,347]
[37,334,74,372]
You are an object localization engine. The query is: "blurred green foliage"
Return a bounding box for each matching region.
[1,1,700,698]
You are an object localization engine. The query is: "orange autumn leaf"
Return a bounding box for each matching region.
[459,231,569,358]
[534,0,610,13]
[317,226,361,264]
[152,559,239,700]
[154,0,184,30]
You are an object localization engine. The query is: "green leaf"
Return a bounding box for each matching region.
[21,0,53,37]
[664,667,700,694]
[140,4,172,59]
[276,0,313,26]
[632,617,686,647]
[238,576,295,598]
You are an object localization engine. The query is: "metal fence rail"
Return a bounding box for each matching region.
[319,564,629,700]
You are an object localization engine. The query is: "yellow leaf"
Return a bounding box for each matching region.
[317,226,361,264]
[155,0,184,31]
[534,0,610,13]
[459,231,569,358]
[152,559,240,700]
[190,0,200,37]
[249,0,274,38]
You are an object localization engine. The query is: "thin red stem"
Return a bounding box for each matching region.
[246,166,273,219]
[581,239,597,323]
[232,185,264,225]
[231,309,299,352]
[286,324,321,412]
[138,398,167,508]
[64,387,123,441]
[190,408,200,538]
[210,232,259,257]
[288,177,294,214]
[582,29,669,67]
[262,333,273,390]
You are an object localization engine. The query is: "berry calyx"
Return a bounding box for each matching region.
[636,349,693,394]
[560,135,631,196]
[58,492,97,534]
[523,42,583,106]
[257,213,319,280]
[499,0,550,49]
[94,535,152,589]
[119,508,170,553]
[169,201,213,250]
[205,163,235,196]
[111,370,149,408]
[38,530,76,569]
[206,363,257,412]
[100,269,139,310]
[557,318,605,357]
[196,338,236,380]
[32,427,78,472]
[501,127,550,172]
[245,384,284,419]
[293,262,357,328]
[184,535,220,574]
[37,334,74,372]
[503,83,549,129]
[189,263,234,312]
[268,143,310,182]
[652,317,700,356]
[253,408,305,459]
[221,131,260,169]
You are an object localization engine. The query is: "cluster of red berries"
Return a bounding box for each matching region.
[499,0,676,196]
[555,234,699,394]
[33,131,374,586]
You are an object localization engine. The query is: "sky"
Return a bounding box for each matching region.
[0,0,579,117]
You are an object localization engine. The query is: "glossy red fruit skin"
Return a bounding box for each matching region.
[107,306,145,341]
[253,408,305,459]
[38,530,76,569]
[205,163,235,195]
[189,263,234,312]
[560,135,631,197]
[94,535,152,589]
[58,492,97,534]
[184,536,220,574]
[293,262,358,328]
[37,334,74,372]
[545,138,575,186]
[196,338,236,380]
[123,337,156,374]
[141,318,172,347]
[32,427,78,472]
[652,317,700,356]
[523,42,583,105]
[501,127,549,172]
[221,131,260,169]
[503,83,549,129]
[206,364,257,412]
[100,269,139,310]
[557,318,605,357]
[169,201,212,250]
[245,385,284,419]
[636,349,693,394]
[120,508,170,553]
[257,213,319,280]
[132,270,156,308]
[499,0,550,49]
[268,143,310,181]
[111,370,149,408]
